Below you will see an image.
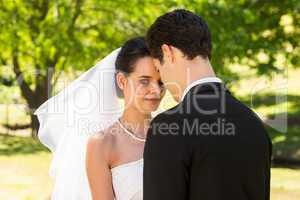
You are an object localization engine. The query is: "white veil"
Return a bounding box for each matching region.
[34,48,123,199]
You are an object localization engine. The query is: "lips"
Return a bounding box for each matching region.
[144,98,160,101]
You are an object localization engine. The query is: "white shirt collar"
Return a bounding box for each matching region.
[181,77,222,101]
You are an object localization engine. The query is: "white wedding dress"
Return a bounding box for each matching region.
[111,158,144,200]
[34,48,147,199]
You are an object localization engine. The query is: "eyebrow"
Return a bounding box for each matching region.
[138,75,152,78]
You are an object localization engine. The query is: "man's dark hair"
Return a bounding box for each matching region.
[146,9,212,62]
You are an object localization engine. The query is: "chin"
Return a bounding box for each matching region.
[142,103,160,113]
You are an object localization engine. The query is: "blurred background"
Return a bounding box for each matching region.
[0,0,299,199]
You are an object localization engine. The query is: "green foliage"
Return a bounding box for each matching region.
[0,0,299,132]
[186,0,299,80]
[0,134,49,155]
[0,0,298,88]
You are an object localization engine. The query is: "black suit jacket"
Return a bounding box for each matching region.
[143,82,272,200]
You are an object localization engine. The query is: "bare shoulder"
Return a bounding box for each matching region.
[86,125,118,199]
[86,123,118,163]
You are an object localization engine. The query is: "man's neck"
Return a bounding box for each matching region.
[178,66,217,101]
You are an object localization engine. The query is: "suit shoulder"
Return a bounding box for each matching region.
[152,103,183,123]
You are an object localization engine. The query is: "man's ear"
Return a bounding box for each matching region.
[161,44,174,63]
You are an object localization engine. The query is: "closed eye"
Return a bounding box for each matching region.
[140,79,150,85]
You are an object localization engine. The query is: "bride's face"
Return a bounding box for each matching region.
[118,56,165,113]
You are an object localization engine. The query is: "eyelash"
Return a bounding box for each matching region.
[139,79,164,89]
[140,79,150,85]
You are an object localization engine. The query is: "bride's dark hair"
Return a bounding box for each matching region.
[115,37,150,98]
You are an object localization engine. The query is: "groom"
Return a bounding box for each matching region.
[143,9,272,200]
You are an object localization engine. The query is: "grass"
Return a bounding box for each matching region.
[0,152,53,200]
[0,134,299,200]
[271,168,300,200]
[0,134,48,155]
[0,135,51,200]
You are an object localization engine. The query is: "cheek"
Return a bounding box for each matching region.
[130,83,147,99]
[157,67,165,80]
[162,64,172,76]
[135,86,149,98]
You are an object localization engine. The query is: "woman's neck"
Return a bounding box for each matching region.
[120,107,151,136]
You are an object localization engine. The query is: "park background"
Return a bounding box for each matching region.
[0,0,299,199]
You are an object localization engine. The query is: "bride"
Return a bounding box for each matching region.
[86,37,165,199]
[34,37,165,200]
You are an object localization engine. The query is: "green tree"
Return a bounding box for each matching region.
[0,0,168,136]
[0,0,299,136]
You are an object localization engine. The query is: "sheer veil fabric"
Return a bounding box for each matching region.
[34,48,124,199]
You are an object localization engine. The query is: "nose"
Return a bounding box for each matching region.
[150,82,163,96]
